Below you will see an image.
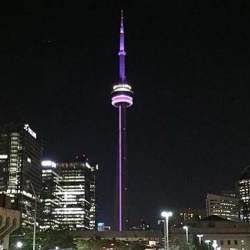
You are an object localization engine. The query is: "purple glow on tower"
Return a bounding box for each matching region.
[118,10,126,83]
[112,95,133,107]
[111,10,133,231]
[118,105,122,231]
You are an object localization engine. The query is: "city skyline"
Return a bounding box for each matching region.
[1,0,250,229]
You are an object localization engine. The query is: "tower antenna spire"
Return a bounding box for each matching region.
[111,10,134,231]
[119,9,126,82]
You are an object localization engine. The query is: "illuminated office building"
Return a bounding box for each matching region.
[40,160,62,230]
[238,166,250,221]
[54,156,98,230]
[0,122,43,228]
[206,192,239,221]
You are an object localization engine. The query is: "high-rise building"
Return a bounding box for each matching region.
[0,123,43,228]
[40,160,62,230]
[111,10,134,231]
[238,166,250,221]
[53,156,98,230]
[206,192,239,221]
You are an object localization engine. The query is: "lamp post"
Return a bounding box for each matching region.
[197,234,203,244]
[161,211,173,250]
[26,180,37,250]
[183,226,189,244]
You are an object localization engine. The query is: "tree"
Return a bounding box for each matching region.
[9,228,33,250]
[76,238,146,250]
[38,228,76,250]
[9,227,76,250]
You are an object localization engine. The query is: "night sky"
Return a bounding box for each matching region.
[1,0,250,229]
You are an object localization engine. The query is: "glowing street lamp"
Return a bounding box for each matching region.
[212,240,218,249]
[197,234,203,244]
[205,239,211,247]
[183,226,189,244]
[161,211,173,250]
[16,241,23,248]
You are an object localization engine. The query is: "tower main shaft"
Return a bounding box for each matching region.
[111,10,133,231]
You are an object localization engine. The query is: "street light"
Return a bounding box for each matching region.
[183,226,189,244]
[26,180,37,250]
[16,241,23,248]
[197,234,203,244]
[161,211,173,250]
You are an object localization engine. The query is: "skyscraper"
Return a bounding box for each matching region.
[238,166,250,221]
[40,160,62,230]
[54,156,98,230]
[0,122,43,228]
[111,11,134,231]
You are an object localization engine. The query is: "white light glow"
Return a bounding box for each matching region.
[161,211,173,218]
[17,241,23,248]
[42,160,57,168]
[113,84,132,91]
[24,124,37,139]
[0,154,8,159]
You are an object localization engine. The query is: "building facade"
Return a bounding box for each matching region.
[0,123,43,229]
[238,166,250,222]
[0,122,98,232]
[0,195,20,250]
[40,160,62,230]
[52,156,98,230]
[172,208,206,225]
[170,215,250,250]
[206,192,239,221]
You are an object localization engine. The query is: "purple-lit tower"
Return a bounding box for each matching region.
[111,10,133,231]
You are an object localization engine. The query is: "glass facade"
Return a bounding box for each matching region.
[0,123,43,228]
[238,167,250,221]
[41,157,98,231]
[0,123,98,231]
[40,160,62,230]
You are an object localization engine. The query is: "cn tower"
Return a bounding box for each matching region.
[111,10,133,231]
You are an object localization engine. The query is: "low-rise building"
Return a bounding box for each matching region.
[206,192,239,221]
[72,230,162,243]
[170,215,250,250]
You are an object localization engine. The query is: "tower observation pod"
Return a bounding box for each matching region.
[111,10,134,232]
